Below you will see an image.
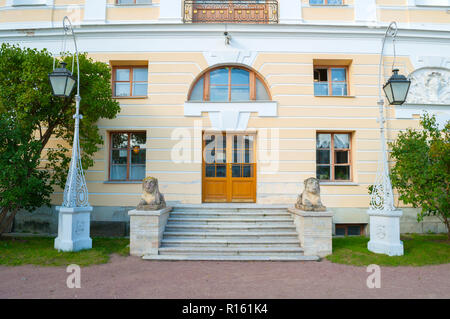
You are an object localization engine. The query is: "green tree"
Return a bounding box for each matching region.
[0,43,120,235]
[389,113,450,239]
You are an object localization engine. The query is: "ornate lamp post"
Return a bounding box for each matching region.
[50,16,92,252]
[367,21,411,256]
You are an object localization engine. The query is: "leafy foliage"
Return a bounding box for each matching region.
[0,43,120,233]
[389,114,449,238]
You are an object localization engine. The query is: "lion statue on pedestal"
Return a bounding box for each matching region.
[295,177,326,212]
[137,177,166,210]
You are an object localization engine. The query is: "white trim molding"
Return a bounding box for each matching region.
[184,101,278,131]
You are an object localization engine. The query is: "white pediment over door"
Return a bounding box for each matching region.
[184,101,277,131]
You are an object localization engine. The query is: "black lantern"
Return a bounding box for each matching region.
[48,62,76,97]
[383,69,411,105]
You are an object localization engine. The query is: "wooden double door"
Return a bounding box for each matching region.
[202,132,256,203]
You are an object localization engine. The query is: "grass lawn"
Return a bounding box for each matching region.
[327,234,450,266]
[0,236,129,267]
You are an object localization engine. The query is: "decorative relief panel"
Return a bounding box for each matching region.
[406,68,450,105]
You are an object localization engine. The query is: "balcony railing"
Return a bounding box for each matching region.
[184,0,278,24]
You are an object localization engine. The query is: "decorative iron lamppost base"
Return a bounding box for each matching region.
[367,209,403,256]
[54,206,93,252]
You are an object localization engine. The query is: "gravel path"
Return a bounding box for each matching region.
[0,255,449,299]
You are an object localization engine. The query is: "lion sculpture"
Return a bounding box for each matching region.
[295,177,326,211]
[137,177,166,210]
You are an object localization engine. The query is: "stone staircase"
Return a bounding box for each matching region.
[142,205,319,261]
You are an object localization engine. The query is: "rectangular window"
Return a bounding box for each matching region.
[116,0,151,4]
[112,66,148,97]
[310,0,344,5]
[335,224,365,236]
[314,66,348,96]
[110,132,146,181]
[12,0,46,6]
[316,133,351,181]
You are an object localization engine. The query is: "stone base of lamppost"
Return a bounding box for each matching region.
[367,209,403,256]
[54,206,93,252]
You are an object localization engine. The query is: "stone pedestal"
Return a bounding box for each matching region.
[367,209,404,256]
[54,206,93,252]
[128,207,172,256]
[288,208,334,257]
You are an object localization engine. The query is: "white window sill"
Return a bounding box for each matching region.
[320,182,359,186]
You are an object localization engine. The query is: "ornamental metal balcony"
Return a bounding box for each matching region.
[184,0,279,24]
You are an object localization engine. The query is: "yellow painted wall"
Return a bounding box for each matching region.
[40,51,421,208]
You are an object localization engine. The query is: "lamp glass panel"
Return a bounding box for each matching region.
[64,77,76,96]
[383,83,394,104]
[391,81,410,103]
[50,76,67,96]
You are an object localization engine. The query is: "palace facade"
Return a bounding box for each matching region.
[1,0,449,236]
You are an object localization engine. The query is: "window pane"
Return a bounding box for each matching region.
[216,164,226,177]
[130,149,145,164]
[310,0,325,4]
[347,225,361,236]
[331,68,346,81]
[131,132,146,147]
[332,83,347,96]
[317,150,330,164]
[233,150,243,163]
[328,0,343,5]
[210,68,229,85]
[335,150,348,164]
[335,226,345,236]
[317,165,330,180]
[216,150,226,163]
[314,68,328,82]
[130,165,145,180]
[231,68,249,85]
[210,86,228,101]
[205,165,215,177]
[112,149,127,164]
[115,83,130,96]
[132,82,147,96]
[334,134,349,149]
[317,134,331,149]
[243,164,252,177]
[204,147,215,164]
[117,0,134,4]
[231,86,250,101]
[115,69,130,81]
[110,165,127,180]
[232,165,241,177]
[136,0,152,3]
[255,78,269,100]
[190,78,204,101]
[133,68,148,81]
[112,133,128,148]
[335,165,350,180]
[314,82,329,96]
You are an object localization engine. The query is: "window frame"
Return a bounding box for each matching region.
[309,0,344,5]
[115,0,152,5]
[109,131,147,182]
[188,66,271,102]
[112,66,148,98]
[316,132,352,182]
[335,224,366,237]
[313,65,349,96]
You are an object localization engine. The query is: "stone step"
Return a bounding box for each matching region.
[170,212,292,218]
[161,238,300,248]
[143,255,320,261]
[158,246,304,256]
[168,217,293,223]
[165,224,296,232]
[163,231,299,239]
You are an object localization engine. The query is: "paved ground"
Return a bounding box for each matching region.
[0,255,449,299]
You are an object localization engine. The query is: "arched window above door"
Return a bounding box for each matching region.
[189,66,270,102]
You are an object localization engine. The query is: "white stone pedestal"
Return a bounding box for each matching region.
[288,208,334,257]
[54,206,93,252]
[128,207,172,256]
[367,209,404,256]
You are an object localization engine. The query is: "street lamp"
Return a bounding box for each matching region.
[50,16,92,252]
[367,22,410,256]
